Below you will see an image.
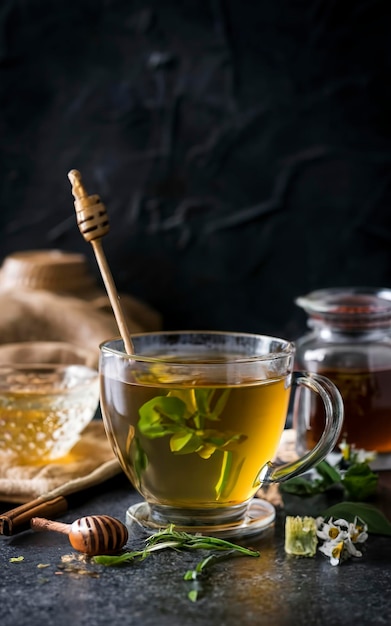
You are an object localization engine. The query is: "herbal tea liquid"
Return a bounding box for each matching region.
[100,374,290,509]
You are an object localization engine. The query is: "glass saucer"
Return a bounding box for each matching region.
[126,497,276,539]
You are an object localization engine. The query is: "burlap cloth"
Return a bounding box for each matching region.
[0,288,160,368]
[0,249,162,367]
[0,421,121,504]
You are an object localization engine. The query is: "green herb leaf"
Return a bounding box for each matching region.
[138,396,186,437]
[342,463,378,501]
[280,458,379,505]
[94,551,144,566]
[137,387,245,468]
[144,525,260,556]
[93,525,260,602]
[209,389,230,419]
[279,476,321,496]
[133,437,148,485]
[316,460,341,486]
[322,502,391,536]
[170,430,203,454]
[280,460,342,497]
[194,389,214,415]
[188,589,199,603]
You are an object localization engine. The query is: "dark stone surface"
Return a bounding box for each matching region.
[1,4,391,622]
[1,1,391,339]
[1,471,391,626]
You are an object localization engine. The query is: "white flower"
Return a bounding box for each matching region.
[349,516,368,544]
[353,449,377,464]
[319,539,345,566]
[316,517,348,543]
[318,536,360,565]
[316,516,368,566]
[338,439,376,464]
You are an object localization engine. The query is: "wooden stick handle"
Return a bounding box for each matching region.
[68,169,134,355]
[0,496,68,536]
[30,517,71,535]
[91,239,135,356]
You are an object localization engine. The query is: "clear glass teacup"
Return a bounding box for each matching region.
[100,331,344,538]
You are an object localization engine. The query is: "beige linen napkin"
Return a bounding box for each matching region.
[0,421,121,504]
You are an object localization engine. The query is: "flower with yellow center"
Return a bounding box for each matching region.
[316,516,368,566]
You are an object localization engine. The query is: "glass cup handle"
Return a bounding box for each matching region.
[259,372,344,484]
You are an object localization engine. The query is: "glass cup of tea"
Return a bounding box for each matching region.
[100,331,344,538]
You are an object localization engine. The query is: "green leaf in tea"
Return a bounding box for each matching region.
[137,388,246,463]
[133,436,148,487]
[169,430,200,454]
[138,396,186,438]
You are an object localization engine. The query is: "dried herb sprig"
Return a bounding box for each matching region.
[94,524,260,601]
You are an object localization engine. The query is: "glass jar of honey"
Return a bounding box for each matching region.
[294,287,391,460]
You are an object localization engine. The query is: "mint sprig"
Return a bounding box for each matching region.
[138,388,245,460]
[342,463,379,501]
[280,459,378,501]
[136,388,247,498]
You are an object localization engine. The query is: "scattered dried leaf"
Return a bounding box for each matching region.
[57,553,100,577]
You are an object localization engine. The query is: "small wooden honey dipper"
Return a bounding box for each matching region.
[30,514,128,556]
[68,169,134,355]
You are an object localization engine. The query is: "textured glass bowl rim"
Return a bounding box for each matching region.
[0,363,99,393]
[100,330,295,364]
[295,287,391,318]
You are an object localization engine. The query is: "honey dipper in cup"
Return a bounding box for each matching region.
[68,169,134,355]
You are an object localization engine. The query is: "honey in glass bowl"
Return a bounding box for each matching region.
[0,363,99,464]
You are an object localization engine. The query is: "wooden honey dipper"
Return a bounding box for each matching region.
[68,169,135,355]
[30,514,128,556]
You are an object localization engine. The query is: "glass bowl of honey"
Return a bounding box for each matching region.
[0,343,99,465]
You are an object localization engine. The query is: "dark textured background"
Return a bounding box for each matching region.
[1,0,391,339]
